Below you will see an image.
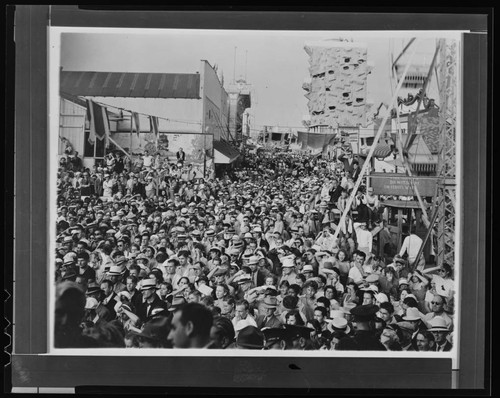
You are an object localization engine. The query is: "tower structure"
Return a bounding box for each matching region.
[434,38,457,267]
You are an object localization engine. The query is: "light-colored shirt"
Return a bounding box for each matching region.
[348,266,364,285]
[399,234,423,264]
[355,228,373,253]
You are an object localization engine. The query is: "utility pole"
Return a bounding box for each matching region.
[233,46,237,84]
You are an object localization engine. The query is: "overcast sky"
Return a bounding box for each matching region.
[60,30,446,130]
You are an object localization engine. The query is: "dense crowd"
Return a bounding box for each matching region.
[54,146,455,351]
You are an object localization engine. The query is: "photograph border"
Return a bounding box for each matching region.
[9,5,490,392]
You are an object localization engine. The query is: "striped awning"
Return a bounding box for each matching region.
[372,143,392,159]
[60,71,201,99]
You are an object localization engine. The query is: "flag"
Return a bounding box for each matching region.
[87,99,110,144]
[150,116,159,148]
[132,112,141,138]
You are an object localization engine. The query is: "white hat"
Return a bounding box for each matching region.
[107,265,125,276]
[84,297,99,310]
[403,307,422,321]
[302,265,314,273]
[235,274,252,284]
[362,284,379,294]
[330,310,345,319]
[327,317,351,334]
[427,316,450,332]
[247,255,260,265]
[197,284,213,297]
[375,292,389,304]
[281,256,295,268]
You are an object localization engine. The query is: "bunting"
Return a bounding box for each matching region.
[132,112,141,138]
[150,115,159,148]
[86,99,110,144]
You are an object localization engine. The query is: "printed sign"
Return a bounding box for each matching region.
[369,173,438,196]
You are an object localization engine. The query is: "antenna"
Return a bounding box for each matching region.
[245,50,248,81]
[233,46,237,84]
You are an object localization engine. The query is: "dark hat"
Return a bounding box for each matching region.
[131,316,169,341]
[350,304,380,321]
[85,285,102,296]
[262,296,279,309]
[262,327,286,348]
[233,240,243,249]
[61,270,77,281]
[235,274,252,284]
[236,326,264,349]
[114,256,128,267]
[283,324,314,341]
[213,268,227,277]
[140,278,158,291]
[168,295,186,311]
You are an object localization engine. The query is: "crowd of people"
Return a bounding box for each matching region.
[54,145,455,351]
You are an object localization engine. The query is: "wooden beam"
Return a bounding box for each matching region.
[332,40,418,243]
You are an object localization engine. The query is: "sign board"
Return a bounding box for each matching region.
[369,173,438,196]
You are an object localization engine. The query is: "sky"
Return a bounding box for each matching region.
[59,29,449,131]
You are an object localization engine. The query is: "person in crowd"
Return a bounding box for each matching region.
[53,149,455,351]
[168,302,214,348]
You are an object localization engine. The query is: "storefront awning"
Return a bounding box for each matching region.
[60,71,201,99]
[214,140,240,164]
[372,143,392,159]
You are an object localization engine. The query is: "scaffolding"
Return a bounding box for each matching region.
[434,38,457,268]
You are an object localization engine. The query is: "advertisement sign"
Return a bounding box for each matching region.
[369,173,438,196]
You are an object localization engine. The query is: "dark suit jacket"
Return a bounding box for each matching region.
[434,340,453,352]
[256,314,282,330]
[102,293,118,319]
[95,303,114,322]
[137,295,169,323]
[337,330,386,351]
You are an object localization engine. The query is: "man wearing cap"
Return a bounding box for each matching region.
[422,294,453,331]
[282,324,315,350]
[234,325,265,350]
[247,255,270,287]
[100,279,118,319]
[106,263,127,294]
[337,304,386,351]
[427,316,452,352]
[255,296,282,330]
[137,278,169,323]
[278,255,298,286]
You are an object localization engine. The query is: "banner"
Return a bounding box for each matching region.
[297,131,336,154]
[87,99,110,143]
[150,115,160,150]
[132,112,141,138]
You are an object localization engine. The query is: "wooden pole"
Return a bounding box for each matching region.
[331,40,418,243]
[394,104,430,228]
[107,136,132,159]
